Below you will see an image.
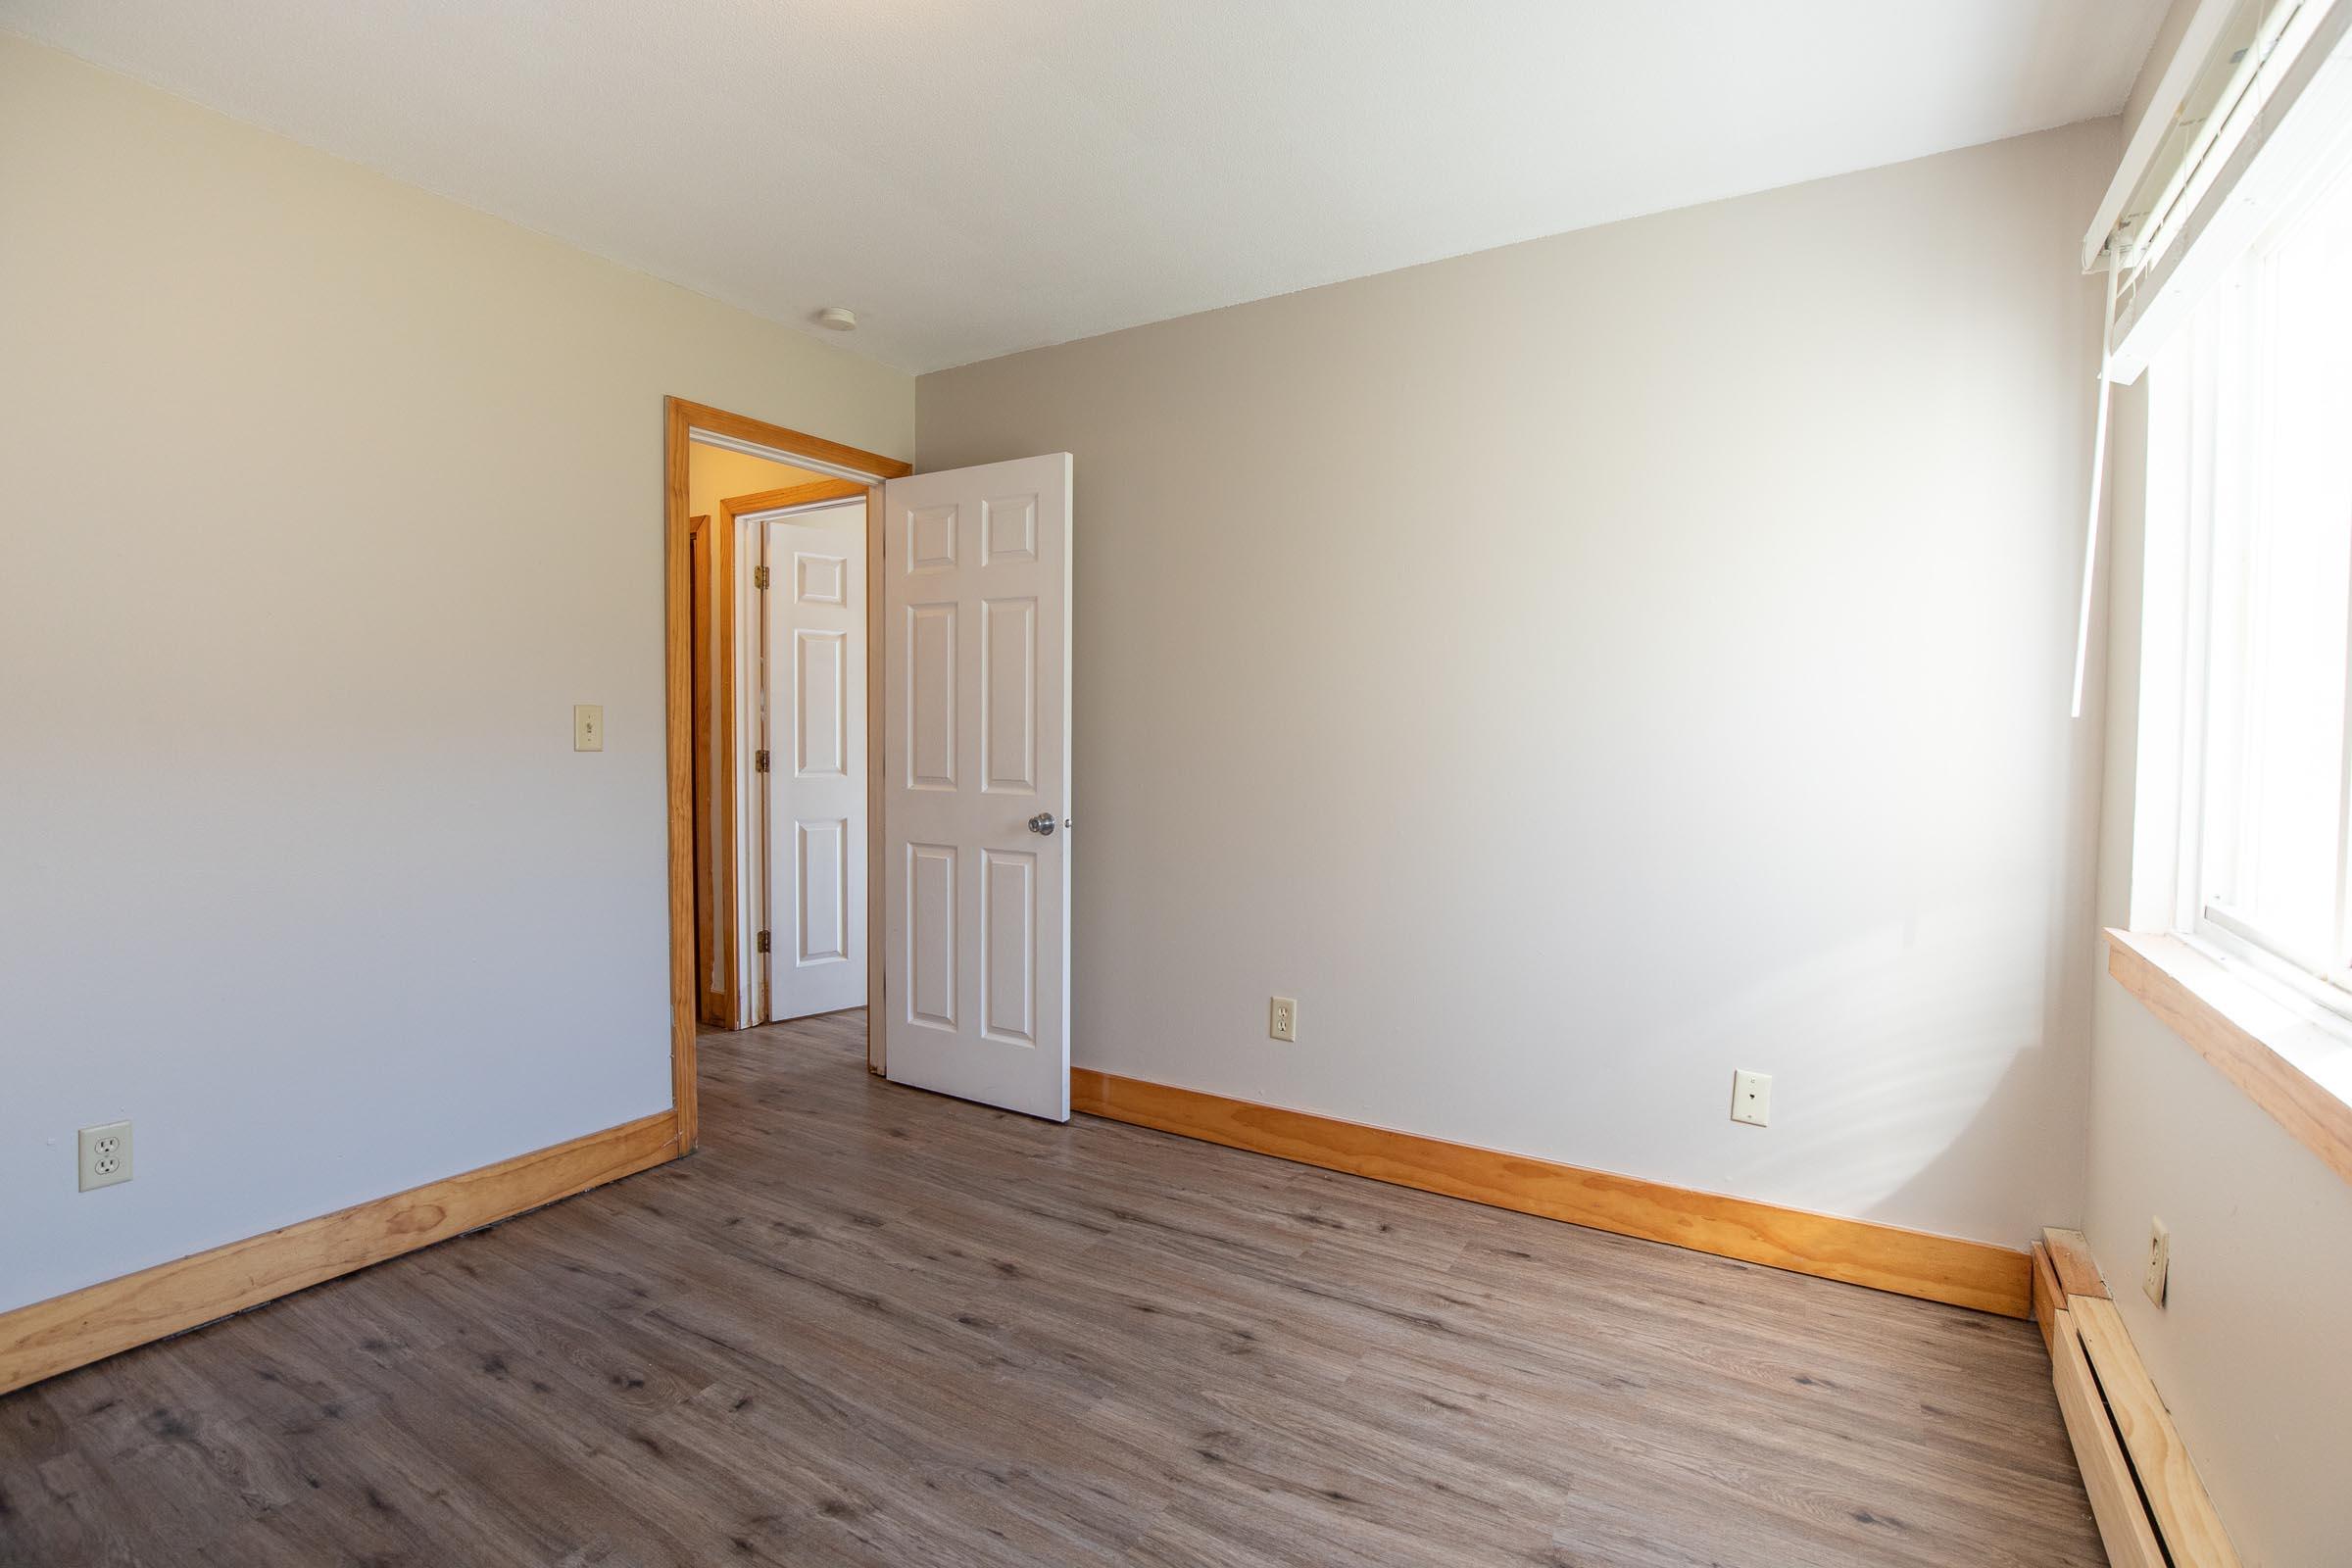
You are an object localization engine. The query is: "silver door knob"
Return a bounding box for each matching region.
[1027,813,1056,836]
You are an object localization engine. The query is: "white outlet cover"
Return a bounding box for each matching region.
[78,1120,133,1191]
[1730,1070,1771,1128]
[1269,997,1298,1043]
[2143,1216,2171,1306]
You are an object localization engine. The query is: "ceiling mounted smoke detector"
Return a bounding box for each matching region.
[815,306,858,332]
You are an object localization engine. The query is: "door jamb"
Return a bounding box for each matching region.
[664,398,909,1152]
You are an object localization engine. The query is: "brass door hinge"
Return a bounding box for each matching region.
[756,750,770,772]
[757,931,771,954]
[754,565,770,589]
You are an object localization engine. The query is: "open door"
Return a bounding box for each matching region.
[882,455,1073,1120]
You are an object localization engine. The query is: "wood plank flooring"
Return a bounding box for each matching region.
[0,1012,2104,1566]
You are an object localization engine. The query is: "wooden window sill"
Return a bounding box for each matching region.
[2105,927,2352,1187]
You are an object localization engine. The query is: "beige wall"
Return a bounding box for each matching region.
[0,35,911,1312]
[2078,5,2352,1557]
[919,122,2117,1249]
[688,446,828,522]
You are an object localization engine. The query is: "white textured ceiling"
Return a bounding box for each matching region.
[4,1,2165,372]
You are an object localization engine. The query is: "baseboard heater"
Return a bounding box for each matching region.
[2032,1229,2239,1568]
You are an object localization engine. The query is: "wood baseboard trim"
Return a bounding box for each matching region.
[1070,1069,2031,1317]
[2030,1242,2065,1353]
[0,1110,680,1396]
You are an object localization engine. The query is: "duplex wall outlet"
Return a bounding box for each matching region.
[2143,1217,2171,1307]
[573,704,605,752]
[1730,1070,1772,1128]
[1268,997,1298,1043]
[78,1121,132,1191]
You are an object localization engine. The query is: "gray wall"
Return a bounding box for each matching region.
[918,122,2117,1248]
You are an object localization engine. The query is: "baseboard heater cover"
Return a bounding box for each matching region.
[2034,1228,2239,1568]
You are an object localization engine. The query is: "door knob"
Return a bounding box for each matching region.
[1027,813,1056,836]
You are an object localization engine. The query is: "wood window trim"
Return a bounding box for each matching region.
[2104,927,2352,1186]
[664,398,910,1152]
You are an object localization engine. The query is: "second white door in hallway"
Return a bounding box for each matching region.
[765,506,866,1020]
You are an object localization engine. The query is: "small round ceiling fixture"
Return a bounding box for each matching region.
[815,306,858,332]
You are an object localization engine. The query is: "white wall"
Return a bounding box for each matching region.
[2077,6,2352,1553]
[0,36,912,1313]
[917,122,2117,1249]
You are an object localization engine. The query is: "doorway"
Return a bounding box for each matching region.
[663,399,908,1152]
[663,400,1077,1140]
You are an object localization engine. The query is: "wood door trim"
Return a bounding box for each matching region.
[1070,1069,2033,1317]
[673,400,912,485]
[0,1111,678,1396]
[714,504,739,1027]
[688,514,723,1027]
[664,399,909,1145]
[723,478,868,514]
[865,487,886,1074]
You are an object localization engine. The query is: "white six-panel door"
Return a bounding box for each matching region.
[764,510,867,1021]
[883,456,1072,1120]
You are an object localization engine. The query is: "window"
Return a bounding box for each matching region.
[2158,149,2352,1013]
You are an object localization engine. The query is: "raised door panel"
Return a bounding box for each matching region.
[795,628,847,778]
[905,603,958,792]
[906,843,957,1030]
[981,849,1036,1046]
[796,818,848,963]
[981,597,1037,795]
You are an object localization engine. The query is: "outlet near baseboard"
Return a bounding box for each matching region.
[78,1120,133,1191]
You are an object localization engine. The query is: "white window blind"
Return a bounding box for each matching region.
[2090,0,2352,380]
[2068,0,2352,716]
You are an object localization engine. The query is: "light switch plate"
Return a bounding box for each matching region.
[573,704,604,752]
[1730,1070,1771,1127]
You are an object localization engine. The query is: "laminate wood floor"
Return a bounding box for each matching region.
[1,1013,2103,1567]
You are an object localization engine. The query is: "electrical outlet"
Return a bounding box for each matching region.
[573,704,605,752]
[2143,1217,2171,1306]
[78,1121,132,1191]
[1730,1070,1771,1127]
[1268,997,1298,1043]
